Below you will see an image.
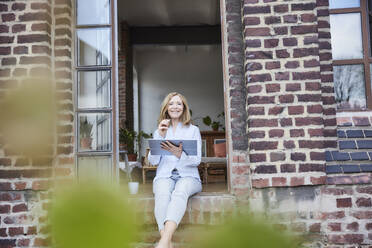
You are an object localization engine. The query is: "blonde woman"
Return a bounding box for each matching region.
[148,92,202,248]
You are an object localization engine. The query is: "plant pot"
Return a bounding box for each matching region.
[128,182,139,194]
[127,154,137,161]
[213,142,226,157]
[80,137,92,149]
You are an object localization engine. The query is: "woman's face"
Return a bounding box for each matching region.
[167,95,184,120]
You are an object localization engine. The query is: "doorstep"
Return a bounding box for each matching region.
[128,193,237,226]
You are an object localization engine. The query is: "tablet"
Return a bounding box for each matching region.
[148,139,197,156]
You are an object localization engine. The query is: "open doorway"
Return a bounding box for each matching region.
[117,0,227,193]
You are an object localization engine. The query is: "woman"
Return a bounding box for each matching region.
[148,92,202,248]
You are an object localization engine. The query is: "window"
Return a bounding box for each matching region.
[329,0,372,110]
[75,0,117,181]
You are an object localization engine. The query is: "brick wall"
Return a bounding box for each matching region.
[243,0,336,189]
[118,22,133,130]
[0,0,74,246]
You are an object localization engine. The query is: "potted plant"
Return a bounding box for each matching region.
[80,118,93,149]
[203,112,225,131]
[119,128,152,161]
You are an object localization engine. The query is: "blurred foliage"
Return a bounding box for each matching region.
[49,182,138,248]
[192,213,303,248]
[0,78,55,159]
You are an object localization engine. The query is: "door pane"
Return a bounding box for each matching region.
[330,13,363,60]
[77,156,112,181]
[78,113,111,151]
[78,70,111,109]
[329,0,360,9]
[334,64,366,109]
[77,28,111,66]
[77,0,110,25]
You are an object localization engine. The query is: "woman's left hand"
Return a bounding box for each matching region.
[161,141,183,159]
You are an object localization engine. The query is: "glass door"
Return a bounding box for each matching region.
[75,0,118,182]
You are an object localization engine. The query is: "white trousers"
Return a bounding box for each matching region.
[153,170,202,231]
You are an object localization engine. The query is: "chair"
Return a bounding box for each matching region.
[142,148,157,184]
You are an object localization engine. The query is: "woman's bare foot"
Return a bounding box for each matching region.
[155,238,171,248]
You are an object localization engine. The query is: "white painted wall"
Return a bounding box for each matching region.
[133,45,225,148]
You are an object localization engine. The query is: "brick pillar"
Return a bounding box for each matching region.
[243,0,335,188]
[118,22,133,130]
[0,0,74,246]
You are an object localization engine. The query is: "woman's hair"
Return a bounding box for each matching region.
[157,92,191,126]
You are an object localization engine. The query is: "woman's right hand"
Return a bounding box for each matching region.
[158,119,170,138]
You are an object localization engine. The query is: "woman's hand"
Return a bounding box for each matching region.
[158,119,170,138]
[161,141,183,159]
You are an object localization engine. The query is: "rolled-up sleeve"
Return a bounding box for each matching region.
[148,129,164,165]
[178,127,201,167]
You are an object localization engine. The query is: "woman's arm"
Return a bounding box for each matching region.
[147,129,164,165]
[178,126,201,167]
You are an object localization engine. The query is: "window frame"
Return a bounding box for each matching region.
[330,0,372,110]
[74,0,119,182]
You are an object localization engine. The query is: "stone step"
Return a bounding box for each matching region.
[128,193,237,226]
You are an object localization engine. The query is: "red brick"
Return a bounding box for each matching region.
[9,227,24,236]
[265,16,281,25]
[0,24,9,33]
[321,211,345,220]
[252,178,269,188]
[264,38,279,48]
[351,211,372,219]
[290,129,305,137]
[12,203,27,213]
[283,15,297,23]
[247,85,262,93]
[284,140,295,148]
[308,128,323,137]
[284,61,299,69]
[353,116,370,126]
[301,13,316,22]
[0,36,14,44]
[281,164,296,173]
[266,83,280,93]
[304,59,319,68]
[17,239,30,247]
[292,71,320,80]
[244,17,260,26]
[328,223,341,232]
[248,96,275,104]
[2,13,15,22]
[19,12,52,23]
[255,165,277,174]
[274,26,288,35]
[295,117,323,126]
[250,141,278,151]
[336,198,352,208]
[275,71,289,81]
[307,105,322,114]
[248,131,265,139]
[12,24,26,33]
[276,49,290,58]
[249,119,278,127]
[299,163,324,172]
[356,197,372,207]
[249,73,272,82]
[249,153,266,162]
[346,222,359,232]
[288,106,304,115]
[232,165,249,175]
[274,4,288,13]
[0,204,10,214]
[270,152,285,162]
[13,46,28,54]
[245,28,270,36]
[279,94,294,103]
[245,39,261,48]
[269,129,284,138]
[243,6,270,15]
[272,177,286,187]
[280,118,293,127]
[246,62,263,71]
[265,61,280,69]
[298,94,322,102]
[18,34,50,44]
[247,107,265,115]
[283,37,297,46]
[12,3,26,11]
[291,152,306,161]
[310,152,324,161]
[310,176,326,185]
[2,57,16,66]
[290,177,304,186]
[268,106,284,115]
[14,182,27,190]
[356,186,372,195]
[291,25,317,35]
[0,46,11,55]
[309,223,321,233]
[306,82,321,91]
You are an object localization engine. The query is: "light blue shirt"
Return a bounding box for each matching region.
[148,122,202,182]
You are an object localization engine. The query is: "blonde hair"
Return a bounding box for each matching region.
[157,92,191,126]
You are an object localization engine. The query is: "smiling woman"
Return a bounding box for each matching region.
[147,92,202,248]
